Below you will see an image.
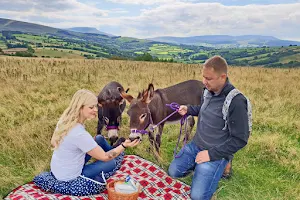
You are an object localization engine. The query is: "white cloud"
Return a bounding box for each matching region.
[105,0,199,5]
[117,2,300,39]
[106,0,175,5]
[110,8,129,14]
[0,1,299,40]
[0,0,108,21]
[1,0,77,12]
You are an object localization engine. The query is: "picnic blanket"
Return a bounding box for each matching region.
[5,155,191,200]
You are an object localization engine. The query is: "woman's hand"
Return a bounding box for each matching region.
[123,139,140,148]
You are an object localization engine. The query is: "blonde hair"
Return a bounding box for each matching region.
[204,55,228,75]
[51,89,97,148]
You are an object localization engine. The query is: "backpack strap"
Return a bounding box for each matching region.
[222,89,252,132]
[203,89,209,98]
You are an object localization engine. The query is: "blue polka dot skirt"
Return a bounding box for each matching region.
[33,152,124,196]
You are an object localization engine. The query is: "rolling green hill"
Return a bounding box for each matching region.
[148,35,300,48]
[0,18,62,35]
[0,18,299,67]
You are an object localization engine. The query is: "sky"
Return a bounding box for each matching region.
[0,0,300,41]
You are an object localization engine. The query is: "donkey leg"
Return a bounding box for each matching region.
[148,130,162,161]
[148,131,156,153]
[185,116,195,142]
[97,107,104,135]
[97,120,104,136]
[154,125,164,154]
[222,159,233,179]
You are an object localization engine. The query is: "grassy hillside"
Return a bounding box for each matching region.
[34,48,88,59]
[1,31,299,67]
[1,18,300,67]
[0,57,299,199]
[200,46,300,67]
[280,53,300,63]
[148,44,193,59]
[148,35,300,48]
[0,18,61,35]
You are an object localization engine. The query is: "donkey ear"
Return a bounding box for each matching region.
[137,92,143,100]
[142,83,154,104]
[98,99,105,107]
[119,98,125,105]
[118,87,133,103]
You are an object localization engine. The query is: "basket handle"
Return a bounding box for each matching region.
[80,171,107,185]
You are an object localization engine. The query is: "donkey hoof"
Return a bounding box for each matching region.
[221,168,233,180]
[147,147,151,153]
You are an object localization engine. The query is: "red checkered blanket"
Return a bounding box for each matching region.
[5,155,191,200]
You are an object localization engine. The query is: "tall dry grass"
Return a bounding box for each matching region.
[0,57,299,199]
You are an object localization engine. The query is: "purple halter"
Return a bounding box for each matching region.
[129,102,188,158]
[106,126,119,131]
[130,129,149,134]
[130,102,189,158]
[130,103,186,134]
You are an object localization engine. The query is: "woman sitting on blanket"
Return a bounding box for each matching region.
[34,89,140,196]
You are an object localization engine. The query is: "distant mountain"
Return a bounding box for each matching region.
[0,18,61,34]
[147,35,300,48]
[0,18,114,39]
[67,27,114,37]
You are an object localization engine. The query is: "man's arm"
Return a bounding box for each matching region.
[208,94,250,161]
[187,105,202,116]
[186,88,205,116]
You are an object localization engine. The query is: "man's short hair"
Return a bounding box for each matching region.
[203,55,228,75]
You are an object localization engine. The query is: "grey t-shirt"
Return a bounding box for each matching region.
[50,123,98,181]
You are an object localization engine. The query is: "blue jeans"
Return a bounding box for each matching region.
[81,135,116,182]
[168,141,228,200]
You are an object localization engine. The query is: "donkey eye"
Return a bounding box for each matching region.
[140,113,147,120]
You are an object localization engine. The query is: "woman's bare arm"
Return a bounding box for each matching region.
[87,139,139,161]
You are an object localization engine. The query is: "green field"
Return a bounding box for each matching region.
[0,33,5,49]
[235,52,272,61]
[0,40,6,49]
[35,47,101,58]
[134,51,144,55]
[14,34,49,43]
[116,37,147,44]
[149,44,193,59]
[280,53,300,63]
[34,48,85,58]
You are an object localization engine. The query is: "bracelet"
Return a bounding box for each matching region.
[121,143,127,149]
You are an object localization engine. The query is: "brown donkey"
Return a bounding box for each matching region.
[119,80,204,153]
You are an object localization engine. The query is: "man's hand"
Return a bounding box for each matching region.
[178,105,188,116]
[195,150,210,164]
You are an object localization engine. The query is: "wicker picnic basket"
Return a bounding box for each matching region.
[107,179,142,200]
